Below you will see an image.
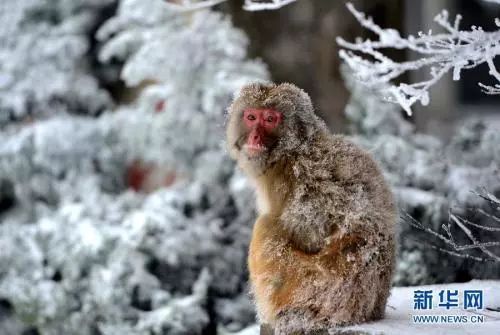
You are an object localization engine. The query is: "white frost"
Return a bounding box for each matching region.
[337,2,500,115]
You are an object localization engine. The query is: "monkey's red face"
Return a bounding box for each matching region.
[242,108,282,157]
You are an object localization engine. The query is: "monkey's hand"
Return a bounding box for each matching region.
[249,215,369,318]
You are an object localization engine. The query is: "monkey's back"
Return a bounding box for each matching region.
[249,132,396,332]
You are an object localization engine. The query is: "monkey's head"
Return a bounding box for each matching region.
[226,82,326,175]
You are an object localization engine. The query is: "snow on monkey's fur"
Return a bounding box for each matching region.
[226,82,397,333]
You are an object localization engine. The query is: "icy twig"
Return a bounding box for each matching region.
[163,0,226,11]
[455,214,500,231]
[409,238,490,262]
[450,214,500,261]
[163,0,297,11]
[337,2,500,115]
[403,191,500,262]
[243,0,297,11]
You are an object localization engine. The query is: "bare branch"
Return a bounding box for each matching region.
[409,239,490,263]
[450,214,500,261]
[402,190,500,262]
[476,208,500,223]
[456,214,500,231]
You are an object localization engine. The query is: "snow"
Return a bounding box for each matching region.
[346,281,500,335]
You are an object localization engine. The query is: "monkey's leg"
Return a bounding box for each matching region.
[249,214,294,323]
[369,246,394,321]
[250,216,375,327]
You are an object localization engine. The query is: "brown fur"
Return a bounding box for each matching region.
[226,83,396,334]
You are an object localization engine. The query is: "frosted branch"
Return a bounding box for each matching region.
[243,0,297,11]
[404,191,500,262]
[337,2,500,115]
[163,0,297,11]
[163,0,227,11]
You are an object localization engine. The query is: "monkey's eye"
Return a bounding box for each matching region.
[266,116,274,122]
[247,114,256,121]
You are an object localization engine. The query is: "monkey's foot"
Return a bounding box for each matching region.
[260,323,274,335]
[273,309,331,335]
[273,327,329,335]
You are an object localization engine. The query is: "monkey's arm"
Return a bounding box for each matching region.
[249,214,373,320]
[250,213,370,281]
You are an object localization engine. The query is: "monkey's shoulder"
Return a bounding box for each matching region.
[293,133,383,185]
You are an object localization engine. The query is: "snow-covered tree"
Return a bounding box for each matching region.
[0,0,268,333]
[0,0,114,125]
[338,1,500,114]
[96,0,268,171]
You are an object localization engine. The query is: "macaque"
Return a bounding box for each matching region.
[226,83,396,334]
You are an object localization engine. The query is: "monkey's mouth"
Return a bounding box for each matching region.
[243,143,267,157]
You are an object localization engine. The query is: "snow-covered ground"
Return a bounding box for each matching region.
[235,280,500,335]
[346,280,500,335]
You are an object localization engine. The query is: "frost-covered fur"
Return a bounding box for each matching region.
[227,83,396,333]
